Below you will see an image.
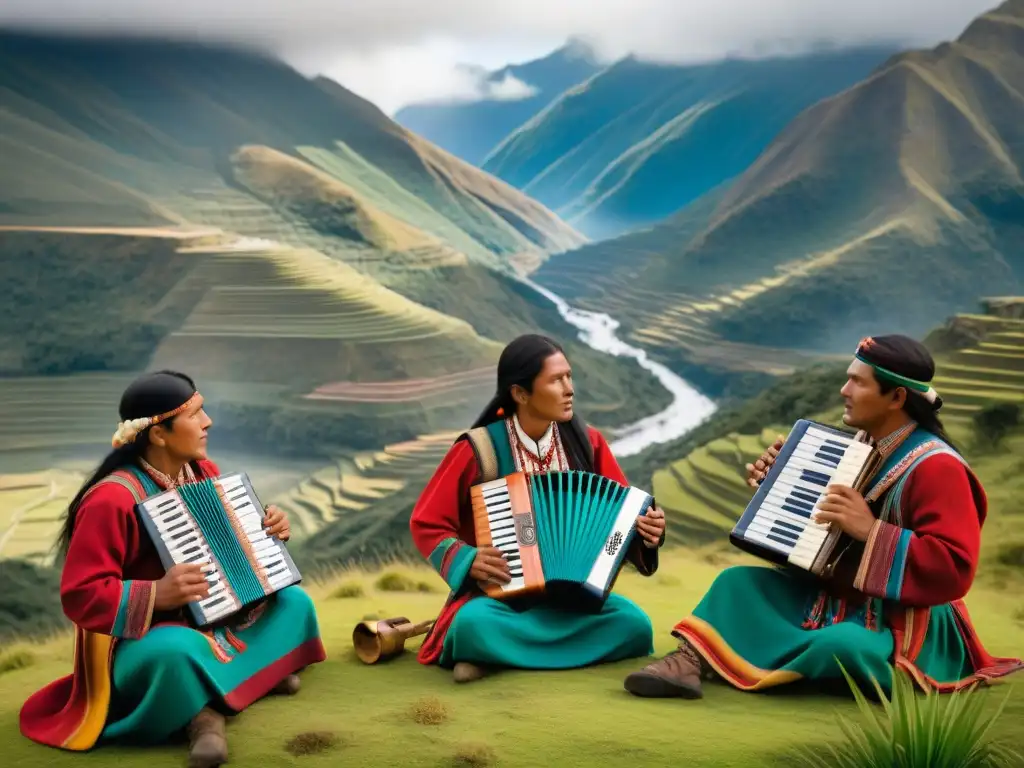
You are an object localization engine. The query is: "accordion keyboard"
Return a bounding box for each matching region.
[738,423,873,569]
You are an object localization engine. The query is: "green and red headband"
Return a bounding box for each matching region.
[855,338,940,406]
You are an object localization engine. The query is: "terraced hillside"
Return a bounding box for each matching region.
[0,32,583,260]
[1,227,509,459]
[534,0,1024,397]
[280,432,460,569]
[927,298,1024,421]
[0,470,83,567]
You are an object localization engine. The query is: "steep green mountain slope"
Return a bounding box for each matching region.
[483,45,897,238]
[394,38,603,166]
[0,32,583,259]
[535,0,1024,397]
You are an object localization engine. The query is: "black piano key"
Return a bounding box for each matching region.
[766,533,795,547]
[791,489,821,504]
[782,502,813,519]
[783,496,816,513]
[800,469,831,487]
[774,519,804,534]
[769,525,799,542]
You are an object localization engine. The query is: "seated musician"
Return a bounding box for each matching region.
[19,371,326,768]
[410,333,666,683]
[622,334,1023,699]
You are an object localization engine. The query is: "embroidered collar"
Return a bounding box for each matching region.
[139,458,195,490]
[875,422,916,457]
[512,413,554,460]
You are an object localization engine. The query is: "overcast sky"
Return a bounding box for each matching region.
[0,0,1001,114]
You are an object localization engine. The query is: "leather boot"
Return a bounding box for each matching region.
[187,707,228,768]
[623,641,708,699]
[453,662,486,683]
[271,674,301,695]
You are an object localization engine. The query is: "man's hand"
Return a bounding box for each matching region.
[814,485,877,542]
[263,504,291,541]
[154,563,210,610]
[636,504,665,548]
[746,435,785,488]
[470,546,511,586]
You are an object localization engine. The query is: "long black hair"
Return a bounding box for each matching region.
[471,334,595,472]
[858,334,957,452]
[55,370,198,560]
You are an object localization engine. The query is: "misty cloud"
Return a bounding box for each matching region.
[0,0,1001,112]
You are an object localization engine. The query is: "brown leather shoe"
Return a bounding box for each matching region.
[187,707,228,768]
[453,662,486,683]
[623,642,707,699]
[272,674,301,695]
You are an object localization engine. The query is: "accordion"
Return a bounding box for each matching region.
[730,419,880,577]
[471,470,653,609]
[136,472,302,627]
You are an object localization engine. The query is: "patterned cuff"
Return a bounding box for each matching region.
[111,580,156,639]
[854,520,913,601]
[427,537,477,592]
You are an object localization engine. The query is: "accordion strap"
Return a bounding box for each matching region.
[82,466,160,504]
[462,426,500,484]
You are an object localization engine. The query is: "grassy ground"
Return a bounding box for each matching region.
[1,549,1021,767]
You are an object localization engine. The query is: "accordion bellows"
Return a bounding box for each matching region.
[471,470,653,608]
[136,472,302,627]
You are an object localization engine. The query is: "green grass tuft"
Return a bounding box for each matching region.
[451,742,497,766]
[283,730,341,756]
[0,649,34,675]
[329,581,365,599]
[376,572,421,592]
[800,662,1022,768]
[409,695,449,725]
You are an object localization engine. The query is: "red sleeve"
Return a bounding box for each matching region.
[589,427,660,576]
[854,453,982,606]
[590,427,629,485]
[60,482,156,639]
[409,439,479,593]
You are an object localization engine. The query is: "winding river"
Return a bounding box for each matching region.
[523,278,717,457]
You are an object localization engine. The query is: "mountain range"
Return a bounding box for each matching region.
[534,0,1024,397]
[481,45,900,238]
[394,38,604,167]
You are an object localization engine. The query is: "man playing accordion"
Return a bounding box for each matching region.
[19,371,326,768]
[409,334,667,683]
[623,334,1023,699]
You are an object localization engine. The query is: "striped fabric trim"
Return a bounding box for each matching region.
[427,537,476,591]
[673,616,803,691]
[854,521,912,600]
[111,580,156,639]
[900,606,930,660]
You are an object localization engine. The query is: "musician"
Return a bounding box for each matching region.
[622,334,1023,700]
[409,334,666,683]
[19,371,326,768]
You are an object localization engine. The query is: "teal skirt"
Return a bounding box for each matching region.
[101,585,324,744]
[674,566,973,694]
[439,593,654,669]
